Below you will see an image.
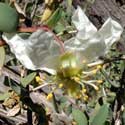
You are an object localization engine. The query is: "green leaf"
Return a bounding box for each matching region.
[122,110,125,124]
[89,102,101,123]
[21,72,36,87]
[46,8,62,28]
[72,109,88,125]
[0,46,5,68]
[0,2,19,32]
[9,79,21,95]
[90,104,109,125]
[0,92,11,101]
[54,23,65,33]
[9,79,27,96]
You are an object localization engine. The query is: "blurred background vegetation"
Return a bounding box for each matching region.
[0,0,125,125]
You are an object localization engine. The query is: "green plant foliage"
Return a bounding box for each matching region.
[122,110,125,124]
[46,7,62,28]
[0,2,19,32]
[20,72,36,87]
[9,80,21,95]
[54,23,65,33]
[90,104,109,125]
[9,79,27,96]
[0,46,5,68]
[0,92,11,101]
[72,108,88,125]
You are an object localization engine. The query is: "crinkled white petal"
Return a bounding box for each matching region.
[72,6,97,38]
[64,6,123,62]
[98,18,123,51]
[3,30,61,74]
[64,34,106,62]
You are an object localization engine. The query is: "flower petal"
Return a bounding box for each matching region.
[98,18,123,51]
[65,7,123,62]
[72,6,97,38]
[64,34,106,62]
[3,30,61,74]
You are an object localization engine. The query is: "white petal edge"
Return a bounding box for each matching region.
[2,30,61,74]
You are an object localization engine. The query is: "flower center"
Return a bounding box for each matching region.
[58,52,81,78]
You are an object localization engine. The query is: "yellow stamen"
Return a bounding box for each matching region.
[46,93,53,100]
[35,76,42,83]
[95,86,99,91]
[97,65,102,70]
[82,88,87,93]
[83,95,89,101]
[58,83,63,88]
[76,94,82,99]
[73,77,80,82]
[92,69,97,74]
[97,80,103,84]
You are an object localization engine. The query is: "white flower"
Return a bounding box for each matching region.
[3,30,61,74]
[2,6,123,74]
[64,6,123,62]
